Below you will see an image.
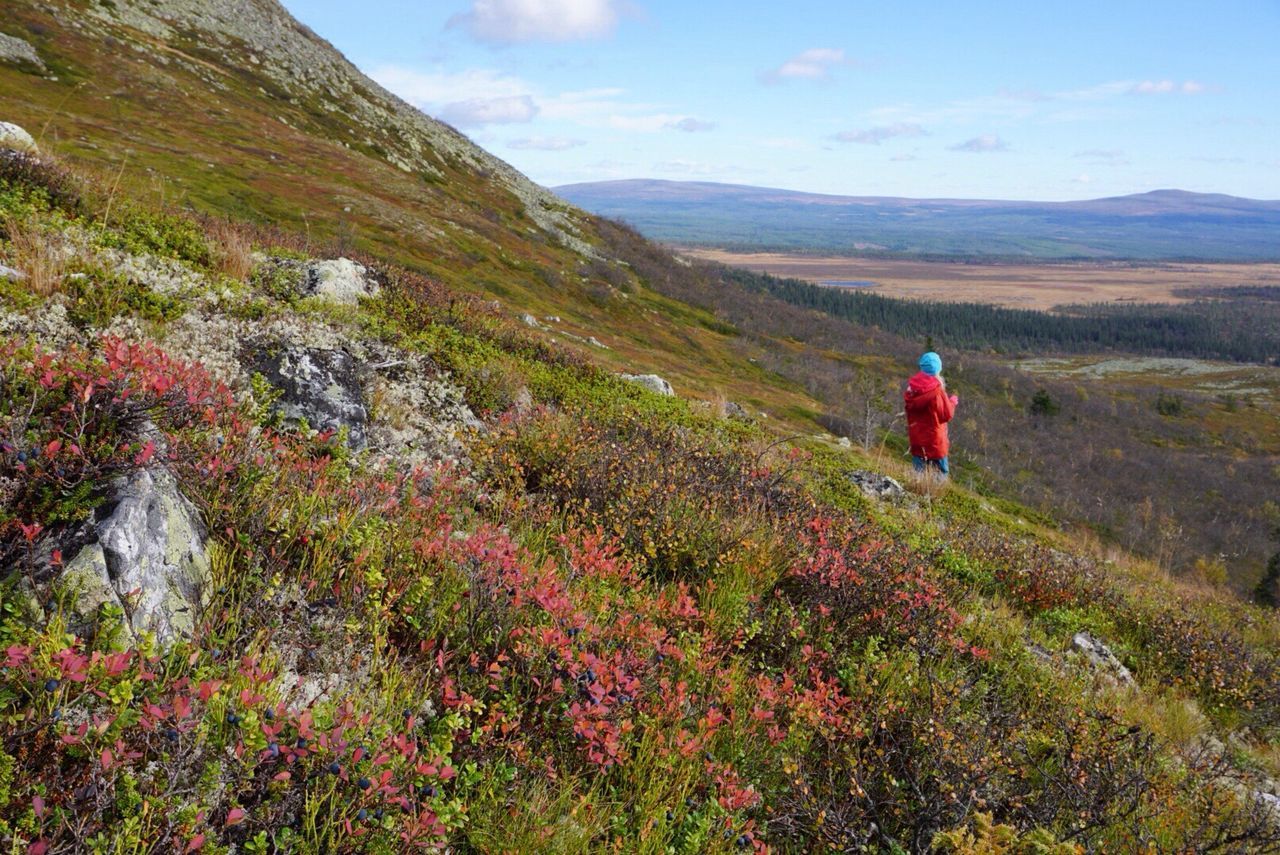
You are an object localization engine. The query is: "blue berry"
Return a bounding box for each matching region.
[356,808,368,821]
[420,784,436,798]
[43,678,60,692]
[296,737,308,748]
[328,762,341,775]
[264,709,275,721]
[164,728,179,742]
[357,777,371,790]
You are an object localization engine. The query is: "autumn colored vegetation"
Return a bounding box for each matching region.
[3,146,1280,854]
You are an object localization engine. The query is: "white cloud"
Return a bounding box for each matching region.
[439,95,538,127]
[836,122,926,144]
[761,48,848,84]
[508,136,586,150]
[448,0,626,44]
[890,153,918,162]
[949,134,1009,153]
[1071,173,1093,184]
[374,66,680,133]
[1129,79,1206,95]
[665,117,716,132]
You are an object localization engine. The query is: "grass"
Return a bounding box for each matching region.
[1,16,1279,850]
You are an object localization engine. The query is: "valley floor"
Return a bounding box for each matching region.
[683,251,1280,310]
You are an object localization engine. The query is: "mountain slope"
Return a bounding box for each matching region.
[4,3,1280,851]
[556,179,1280,260]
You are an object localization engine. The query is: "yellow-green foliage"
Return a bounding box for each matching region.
[934,812,1081,855]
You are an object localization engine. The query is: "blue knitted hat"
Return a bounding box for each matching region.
[919,352,942,375]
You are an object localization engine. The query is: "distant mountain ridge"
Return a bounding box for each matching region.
[556,179,1280,260]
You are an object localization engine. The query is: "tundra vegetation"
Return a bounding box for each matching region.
[2,138,1280,855]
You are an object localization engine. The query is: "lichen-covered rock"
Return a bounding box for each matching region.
[303,258,379,305]
[621,373,675,396]
[0,33,45,72]
[0,121,38,154]
[252,345,368,449]
[54,467,210,646]
[847,470,906,501]
[1069,631,1135,687]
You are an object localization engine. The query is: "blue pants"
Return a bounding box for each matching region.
[913,455,949,476]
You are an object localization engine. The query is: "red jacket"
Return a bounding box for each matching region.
[904,372,957,459]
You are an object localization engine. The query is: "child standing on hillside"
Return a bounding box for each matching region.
[904,351,958,476]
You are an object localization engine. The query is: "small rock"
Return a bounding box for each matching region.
[722,401,749,420]
[837,436,853,449]
[620,373,674,396]
[846,470,905,501]
[587,336,608,349]
[520,313,541,328]
[1069,631,1135,687]
[543,315,561,323]
[0,33,45,72]
[0,263,25,281]
[302,258,378,306]
[0,121,38,154]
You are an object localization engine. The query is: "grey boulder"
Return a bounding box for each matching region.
[56,467,210,647]
[620,373,675,396]
[847,470,906,501]
[1069,631,1135,687]
[0,34,45,72]
[253,345,368,449]
[302,258,379,306]
[0,121,38,155]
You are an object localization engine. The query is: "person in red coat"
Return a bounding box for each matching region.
[904,351,958,476]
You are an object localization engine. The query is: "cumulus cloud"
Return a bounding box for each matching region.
[374,67,684,133]
[448,0,626,44]
[1129,79,1206,95]
[508,136,586,150]
[665,117,716,132]
[439,95,538,127]
[760,48,848,84]
[949,134,1009,153]
[836,122,926,144]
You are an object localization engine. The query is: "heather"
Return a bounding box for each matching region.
[2,154,1280,854]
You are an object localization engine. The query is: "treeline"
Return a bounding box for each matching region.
[725,269,1280,364]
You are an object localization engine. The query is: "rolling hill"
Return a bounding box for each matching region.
[556,179,1280,260]
[3,1,1280,851]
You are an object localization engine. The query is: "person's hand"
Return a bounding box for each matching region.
[949,394,959,406]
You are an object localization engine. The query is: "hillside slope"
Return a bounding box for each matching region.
[2,3,1280,852]
[556,179,1280,260]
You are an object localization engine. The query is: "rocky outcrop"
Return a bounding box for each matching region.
[302,258,379,306]
[621,373,675,397]
[76,0,594,252]
[847,470,906,501]
[0,121,38,154]
[251,345,368,449]
[0,33,45,72]
[1069,631,1135,687]
[54,467,210,647]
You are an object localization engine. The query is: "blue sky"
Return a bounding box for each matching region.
[284,0,1280,200]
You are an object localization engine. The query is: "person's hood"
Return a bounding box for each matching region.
[906,372,941,396]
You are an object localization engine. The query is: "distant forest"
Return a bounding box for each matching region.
[727,271,1280,364]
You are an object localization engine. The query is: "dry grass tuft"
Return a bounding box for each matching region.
[1,218,66,297]
[207,219,256,281]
